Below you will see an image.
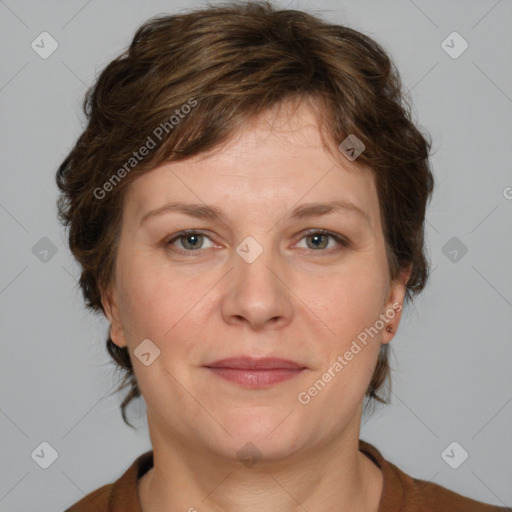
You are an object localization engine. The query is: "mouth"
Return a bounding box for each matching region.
[204,357,307,388]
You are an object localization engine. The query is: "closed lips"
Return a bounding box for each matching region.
[205,357,306,370]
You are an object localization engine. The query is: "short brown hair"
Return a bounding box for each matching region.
[56,0,434,427]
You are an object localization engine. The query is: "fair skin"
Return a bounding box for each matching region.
[103,98,410,512]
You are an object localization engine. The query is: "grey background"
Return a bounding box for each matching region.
[1,0,511,510]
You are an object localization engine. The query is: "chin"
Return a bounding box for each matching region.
[216,410,311,461]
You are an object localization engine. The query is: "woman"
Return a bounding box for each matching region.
[58,2,508,511]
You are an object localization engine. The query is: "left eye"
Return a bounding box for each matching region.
[166,230,348,254]
[296,231,347,251]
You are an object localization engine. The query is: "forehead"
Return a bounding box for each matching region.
[123,100,381,230]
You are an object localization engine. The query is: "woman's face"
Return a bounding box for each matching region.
[104,100,408,462]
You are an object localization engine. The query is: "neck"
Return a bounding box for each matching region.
[138,412,382,512]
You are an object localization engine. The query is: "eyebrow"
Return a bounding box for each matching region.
[139,199,370,226]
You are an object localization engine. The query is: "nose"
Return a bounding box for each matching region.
[220,239,294,331]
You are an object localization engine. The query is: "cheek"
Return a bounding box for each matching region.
[114,253,171,337]
[314,263,389,339]
[296,269,387,417]
[115,252,215,347]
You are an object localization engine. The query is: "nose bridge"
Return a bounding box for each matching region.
[234,232,282,298]
[222,231,292,328]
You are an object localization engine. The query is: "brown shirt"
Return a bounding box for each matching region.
[64,439,510,511]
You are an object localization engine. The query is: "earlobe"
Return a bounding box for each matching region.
[100,288,127,348]
[381,303,402,344]
[381,263,412,344]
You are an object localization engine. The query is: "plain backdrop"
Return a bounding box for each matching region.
[0,0,511,510]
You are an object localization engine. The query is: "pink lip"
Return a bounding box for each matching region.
[205,357,306,388]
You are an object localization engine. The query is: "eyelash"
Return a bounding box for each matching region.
[165,229,350,256]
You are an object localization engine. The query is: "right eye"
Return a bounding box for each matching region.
[166,230,216,255]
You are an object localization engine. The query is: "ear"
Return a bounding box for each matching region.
[381,263,412,344]
[101,286,127,348]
